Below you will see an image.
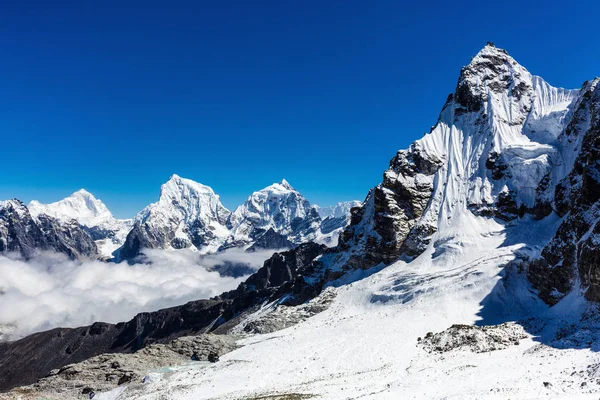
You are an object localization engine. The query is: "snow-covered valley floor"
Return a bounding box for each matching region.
[102,213,600,399]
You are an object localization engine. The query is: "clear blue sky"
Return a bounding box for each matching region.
[1,0,599,218]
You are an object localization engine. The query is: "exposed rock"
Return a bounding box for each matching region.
[0,200,98,260]
[0,299,227,391]
[28,189,133,259]
[231,287,336,335]
[528,79,600,304]
[419,323,526,353]
[0,334,237,399]
[0,244,327,392]
[246,228,295,252]
[337,142,443,269]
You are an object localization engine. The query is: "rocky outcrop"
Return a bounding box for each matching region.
[0,298,227,392]
[528,79,600,304]
[227,242,327,298]
[336,142,443,270]
[0,200,98,260]
[230,287,336,335]
[419,323,526,353]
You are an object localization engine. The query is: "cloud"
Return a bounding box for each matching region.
[0,248,277,340]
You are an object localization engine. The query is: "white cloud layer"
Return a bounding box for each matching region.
[0,248,275,340]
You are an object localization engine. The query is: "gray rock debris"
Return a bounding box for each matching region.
[0,334,238,400]
[232,287,336,334]
[419,323,526,354]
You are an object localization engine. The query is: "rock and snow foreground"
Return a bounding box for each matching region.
[8,214,600,399]
[3,43,600,399]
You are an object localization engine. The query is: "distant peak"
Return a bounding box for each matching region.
[280,179,293,190]
[160,174,216,197]
[73,188,94,197]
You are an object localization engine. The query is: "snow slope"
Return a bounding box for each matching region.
[111,212,600,399]
[29,190,132,257]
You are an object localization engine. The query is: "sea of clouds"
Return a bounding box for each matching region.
[0,248,276,340]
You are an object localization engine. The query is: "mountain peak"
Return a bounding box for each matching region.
[463,42,518,74]
[452,44,530,114]
[28,190,115,228]
[144,175,229,224]
[168,174,182,182]
[73,188,93,197]
[160,175,216,197]
[279,179,293,190]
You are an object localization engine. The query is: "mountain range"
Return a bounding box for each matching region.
[2,43,600,398]
[0,176,359,261]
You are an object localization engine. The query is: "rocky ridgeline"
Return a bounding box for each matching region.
[1,177,360,261]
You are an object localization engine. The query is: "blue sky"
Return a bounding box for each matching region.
[1,0,599,218]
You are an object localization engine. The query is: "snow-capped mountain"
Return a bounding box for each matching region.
[118,174,231,260]
[4,43,600,399]
[28,189,132,258]
[29,189,115,228]
[2,177,355,261]
[0,199,98,259]
[224,179,321,250]
[317,201,361,220]
[336,43,583,270]
[316,200,361,246]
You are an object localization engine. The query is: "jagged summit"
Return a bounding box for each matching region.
[120,175,230,259]
[279,178,293,190]
[160,174,219,198]
[225,179,320,248]
[257,179,296,194]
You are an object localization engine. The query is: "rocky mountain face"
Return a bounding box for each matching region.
[0,200,98,260]
[29,189,132,259]
[528,78,600,304]
[223,180,322,250]
[285,43,600,303]
[118,175,231,260]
